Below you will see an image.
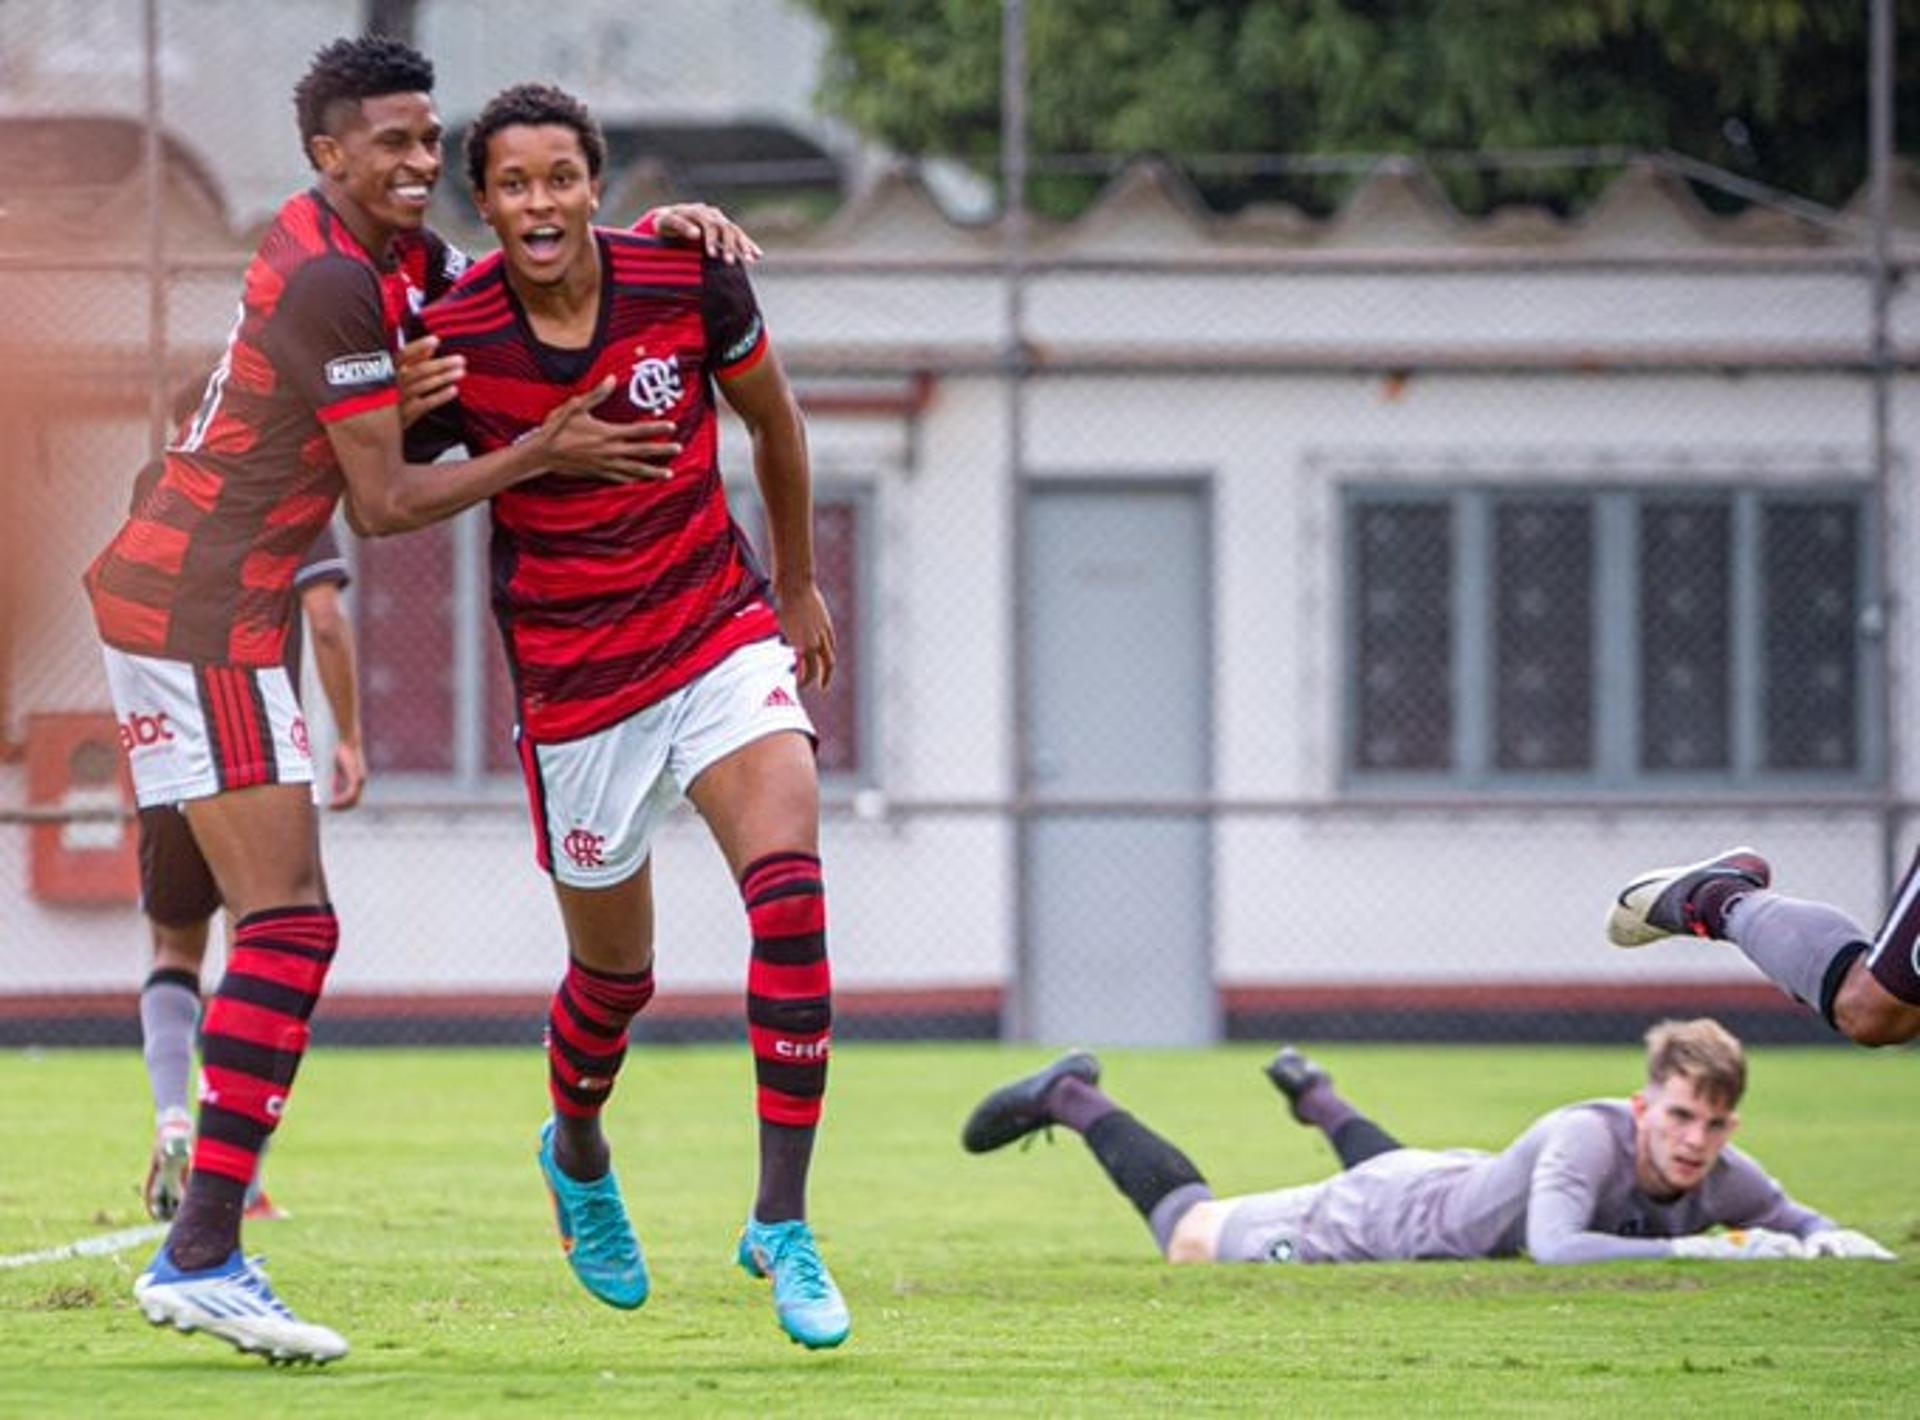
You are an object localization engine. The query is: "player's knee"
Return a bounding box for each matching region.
[1164,1231,1211,1265]
[149,917,210,964]
[1163,1200,1225,1264]
[1833,968,1920,1047]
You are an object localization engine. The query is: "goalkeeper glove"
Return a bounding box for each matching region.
[1804,1228,1895,1261]
[1671,1228,1807,1261]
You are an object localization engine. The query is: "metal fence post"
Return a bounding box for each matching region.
[142,0,168,459]
[1002,0,1032,1040]
[1870,0,1900,898]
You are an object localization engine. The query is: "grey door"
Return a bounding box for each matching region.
[1022,481,1215,1045]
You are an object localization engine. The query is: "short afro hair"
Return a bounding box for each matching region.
[294,35,435,166]
[465,83,606,194]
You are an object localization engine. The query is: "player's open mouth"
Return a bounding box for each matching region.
[391,182,432,209]
[524,226,565,260]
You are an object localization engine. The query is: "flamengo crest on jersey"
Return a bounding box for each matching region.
[84,193,464,668]
[413,224,780,743]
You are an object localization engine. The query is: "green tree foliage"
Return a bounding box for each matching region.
[802,0,1920,217]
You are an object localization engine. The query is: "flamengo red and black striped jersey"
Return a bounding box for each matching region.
[409,224,781,743]
[85,190,466,666]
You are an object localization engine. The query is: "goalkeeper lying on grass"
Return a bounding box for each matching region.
[963,1018,1891,1266]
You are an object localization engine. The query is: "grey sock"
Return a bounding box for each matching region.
[1148,1182,1215,1255]
[1723,892,1870,1009]
[139,976,200,1117]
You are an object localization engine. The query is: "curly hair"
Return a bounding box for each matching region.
[465,83,606,194]
[293,35,435,164]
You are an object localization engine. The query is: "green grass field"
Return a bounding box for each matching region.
[2,1043,1916,1416]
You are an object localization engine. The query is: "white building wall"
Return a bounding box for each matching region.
[7,149,1918,1011]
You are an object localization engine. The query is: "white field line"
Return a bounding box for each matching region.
[0,1223,166,1270]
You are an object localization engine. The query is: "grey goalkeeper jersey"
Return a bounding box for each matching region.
[1216,1099,1831,1265]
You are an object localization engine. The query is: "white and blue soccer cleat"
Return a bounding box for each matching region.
[134,1247,347,1365]
[1607,847,1771,947]
[737,1216,850,1349]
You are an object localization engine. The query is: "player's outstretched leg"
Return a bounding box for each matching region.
[962,1053,1216,1259]
[1609,847,1920,1044]
[134,1248,346,1365]
[1606,847,1771,946]
[1264,1047,1403,1169]
[535,956,656,1309]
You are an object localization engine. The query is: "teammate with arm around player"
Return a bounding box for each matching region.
[89,36,683,1367]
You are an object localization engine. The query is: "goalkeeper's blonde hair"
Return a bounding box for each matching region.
[1644,1018,1746,1106]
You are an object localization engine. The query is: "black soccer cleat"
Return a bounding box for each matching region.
[1607,847,1772,947]
[1264,1046,1330,1123]
[961,1051,1101,1154]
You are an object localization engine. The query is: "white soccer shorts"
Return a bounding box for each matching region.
[101,646,314,809]
[517,637,815,888]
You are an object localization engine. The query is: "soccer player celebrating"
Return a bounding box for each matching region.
[1609,847,1920,1047]
[87,36,690,1366]
[962,1021,1891,1266]
[400,83,847,1349]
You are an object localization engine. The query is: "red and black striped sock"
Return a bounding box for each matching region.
[742,852,832,1222]
[546,958,655,1178]
[168,905,336,1271]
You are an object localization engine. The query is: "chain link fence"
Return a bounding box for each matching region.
[2,0,1910,1048]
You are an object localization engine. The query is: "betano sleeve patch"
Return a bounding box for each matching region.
[325,350,397,387]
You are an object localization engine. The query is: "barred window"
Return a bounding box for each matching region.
[1345,485,1876,789]
[1351,501,1451,772]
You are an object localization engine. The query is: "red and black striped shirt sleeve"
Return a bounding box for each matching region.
[702,258,770,381]
[261,255,399,424]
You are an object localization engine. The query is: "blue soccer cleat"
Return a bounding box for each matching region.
[736,1216,851,1349]
[536,1120,649,1309]
[134,1246,347,1365]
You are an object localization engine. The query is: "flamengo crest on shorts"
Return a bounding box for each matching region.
[101,646,313,808]
[520,639,813,886]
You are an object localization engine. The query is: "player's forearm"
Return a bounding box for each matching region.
[1528,1230,1677,1265]
[353,443,538,535]
[308,628,363,750]
[1763,1202,1835,1240]
[749,404,816,592]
